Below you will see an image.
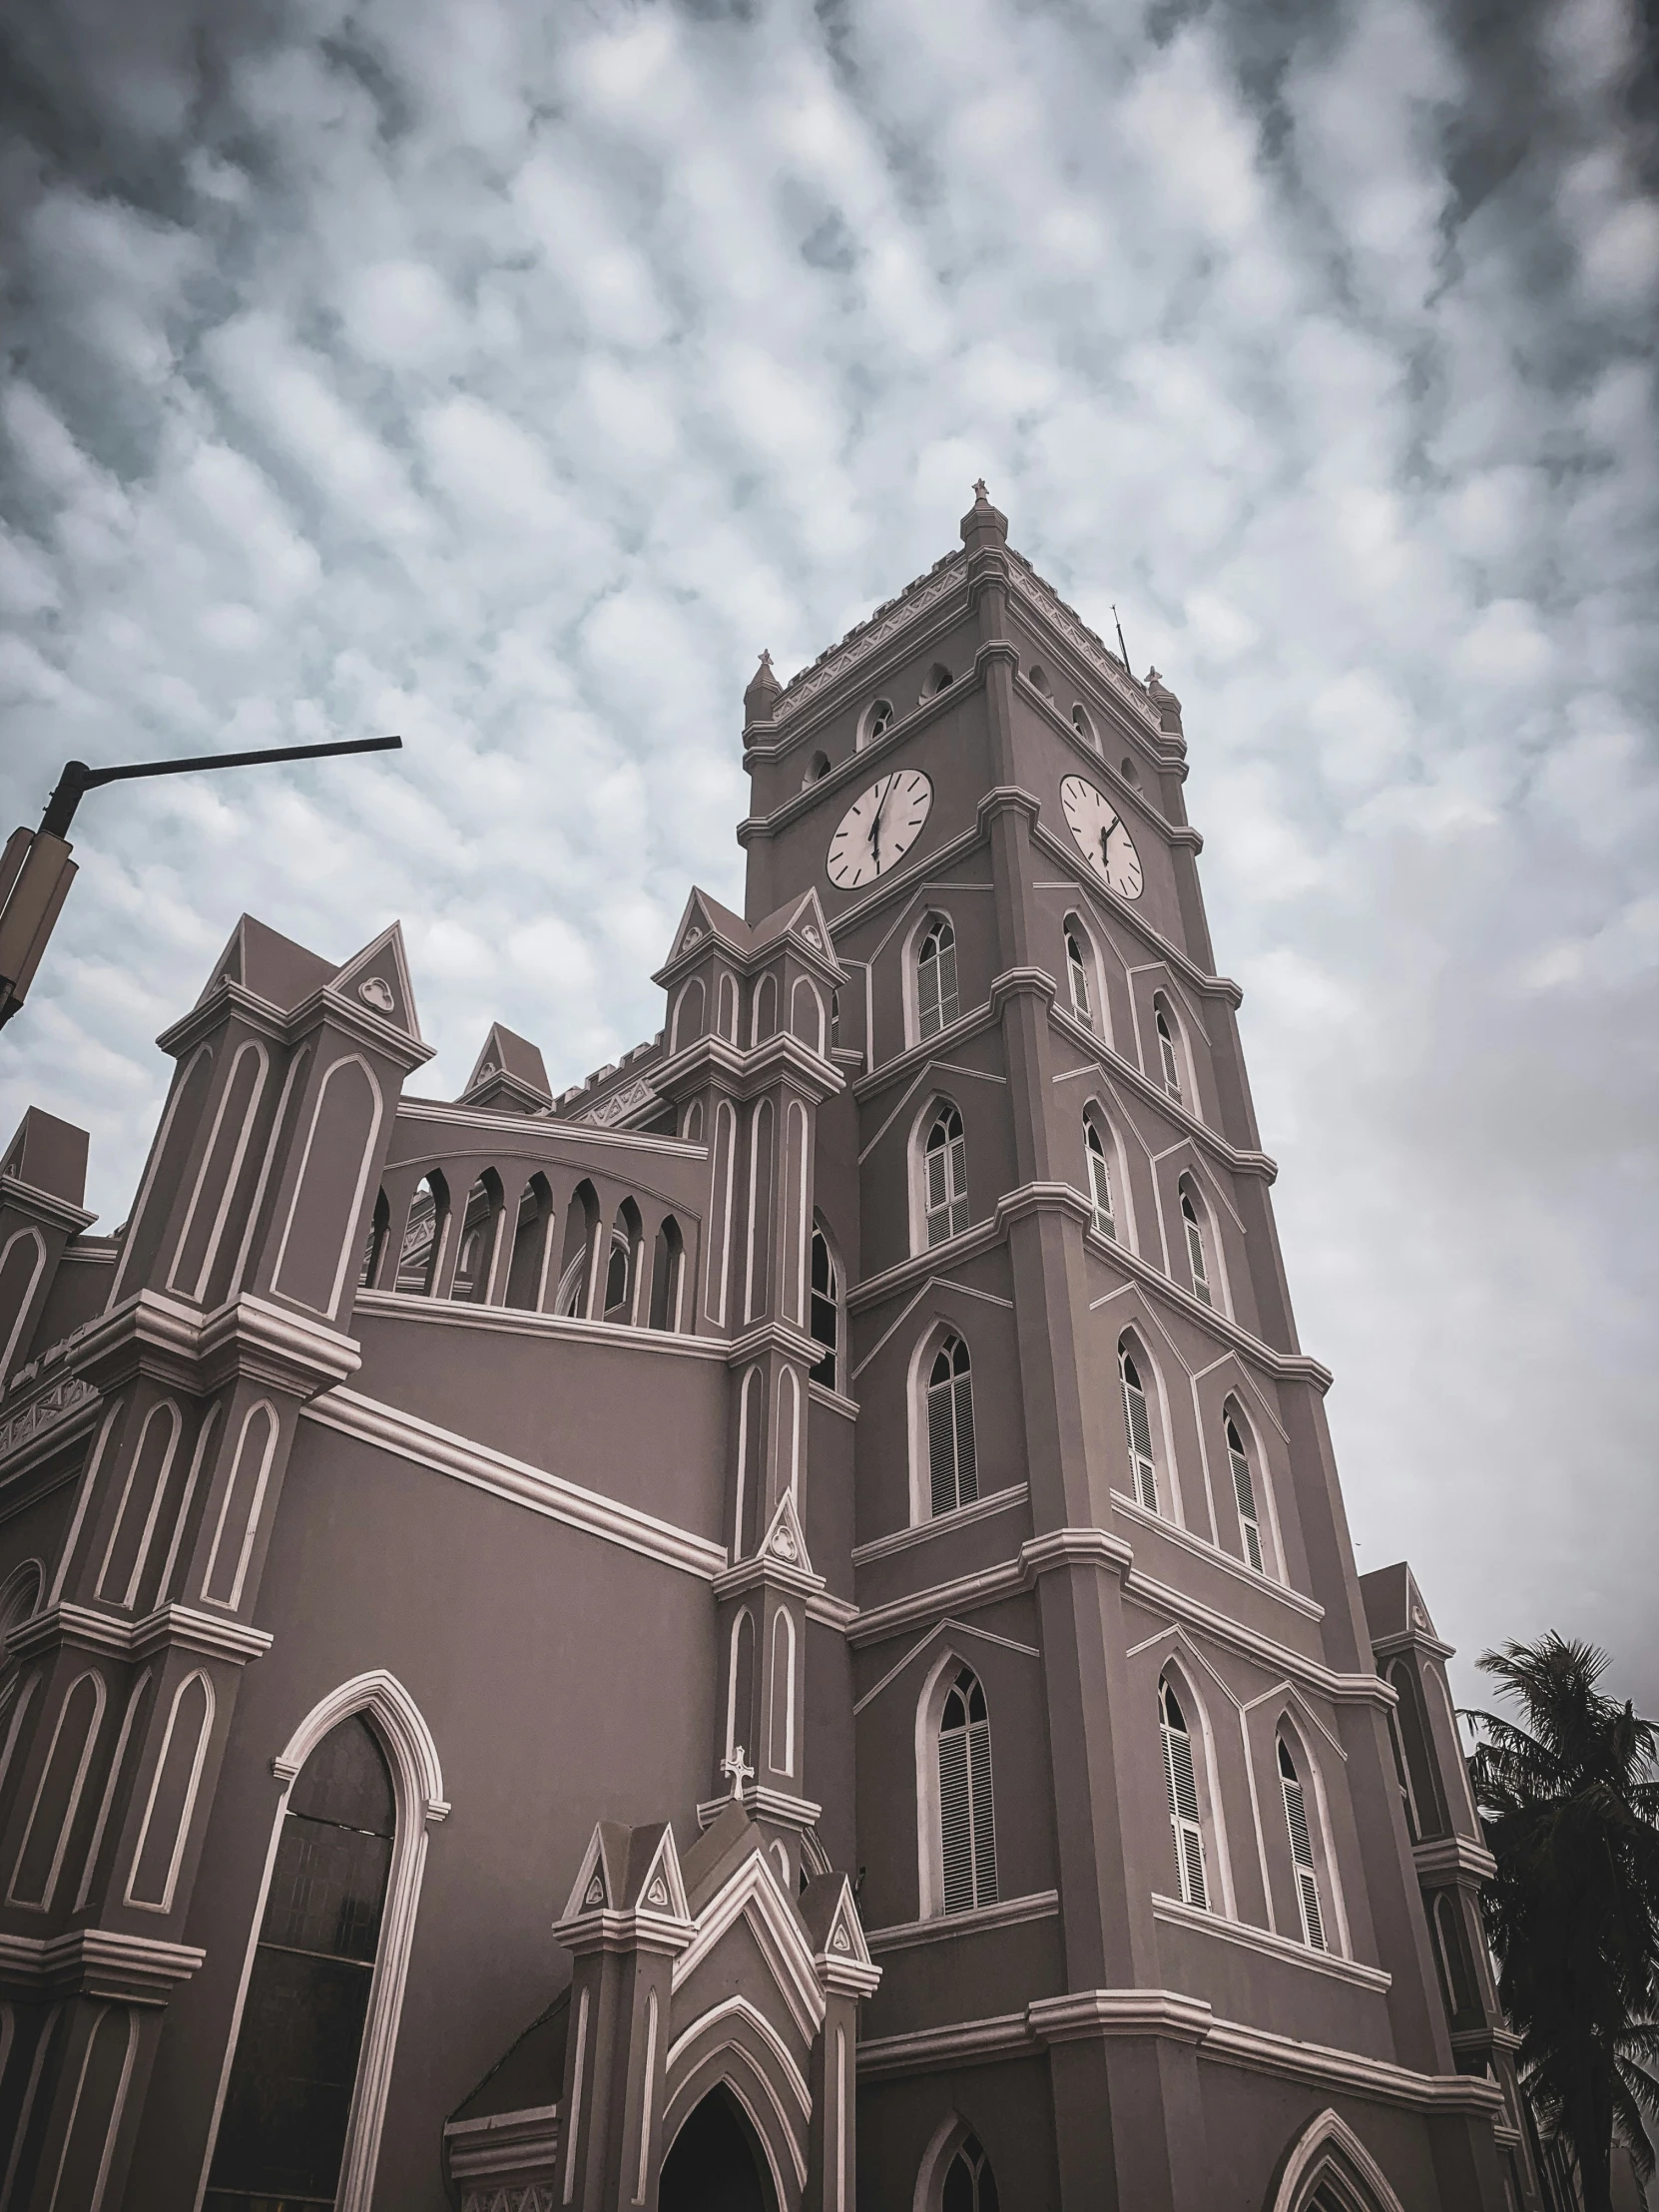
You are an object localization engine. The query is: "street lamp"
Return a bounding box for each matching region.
[0,735,402,1030]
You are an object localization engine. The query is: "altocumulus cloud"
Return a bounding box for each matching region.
[1,0,1656,1704]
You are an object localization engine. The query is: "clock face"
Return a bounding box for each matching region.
[1060,776,1143,898]
[826,770,933,889]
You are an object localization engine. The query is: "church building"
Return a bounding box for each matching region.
[0,490,1543,2209]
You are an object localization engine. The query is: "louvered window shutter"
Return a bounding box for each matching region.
[938,1728,974,1914]
[925,1143,948,1244]
[919,948,941,1038]
[1158,1013,1182,1100]
[1088,1133,1116,1239]
[968,1719,998,1906]
[1183,1199,1211,1305]
[937,938,959,1026]
[1281,1765,1327,1949]
[1068,938,1091,1024]
[1122,1373,1158,1511]
[952,1372,978,1504]
[947,1135,969,1237]
[1161,1715,1208,1910]
[928,1381,958,1517]
[1229,1440,1264,1571]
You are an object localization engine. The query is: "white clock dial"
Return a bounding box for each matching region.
[1060,775,1143,899]
[826,770,933,888]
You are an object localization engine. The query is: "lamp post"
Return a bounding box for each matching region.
[0,735,402,1030]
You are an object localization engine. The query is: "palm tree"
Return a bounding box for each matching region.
[1463,1634,1659,2212]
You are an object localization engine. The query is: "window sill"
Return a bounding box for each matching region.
[1109,1490,1323,1621]
[851,1484,1029,1566]
[1151,1892,1390,1992]
[866,1890,1059,1953]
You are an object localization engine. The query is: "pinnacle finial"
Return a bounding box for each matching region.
[743,647,784,729]
[972,477,989,502]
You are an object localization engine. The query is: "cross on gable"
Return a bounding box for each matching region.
[720,1744,754,1800]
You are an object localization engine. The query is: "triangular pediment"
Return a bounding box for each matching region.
[330,921,421,1041]
[800,1871,874,1972]
[671,1845,826,2046]
[666,887,751,967]
[759,1490,814,1581]
[627,1823,690,1920]
[463,1021,552,1109]
[560,1819,634,1921]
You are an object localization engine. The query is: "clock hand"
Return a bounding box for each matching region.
[1098,812,1121,870]
[870,777,892,865]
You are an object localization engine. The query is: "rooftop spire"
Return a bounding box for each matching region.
[743,648,783,731]
[960,476,1008,548]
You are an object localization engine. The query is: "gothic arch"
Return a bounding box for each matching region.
[0,1224,47,1387]
[200,1671,447,2212]
[1271,1708,1352,1957]
[902,907,959,1048]
[914,1647,999,1920]
[1268,2108,1407,2212]
[671,974,707,1053]
[912,2110,1004,2212]
[1153,1650,1236,1918]
[661,2016,807,2206]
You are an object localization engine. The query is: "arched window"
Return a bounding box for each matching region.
[1225,1413,1265,1573]
[0,1561,42,1731]
[938,1666,996,1914]
[921,664,952,700]
[454,1171,504,1304]
[1278,1737,1327,1950]
[1120,754,1140,787]
[858,698,893,749]
[1084,1115,1117,1241]
[1179,1180,1213,1307]
[357,1189,390,1290]
[922,1104,968,1247]
[803,750,831,787]
[1434,1891,1476,2017]
[926,1334,978,1517]
[205,1716,396,2210]
[917,917,959,1039]
[1154,997,1183,1103]
[604,1200,644,1324]
[808,1223,839,1389]
[1159,1678,1208,1909]
[555,1182,600,1318]
[648,1216,686,1332]
[942,2133,1001,2212]
[1071,703,1096,748]
[1119,1341,1159,1511]
[1383,1662,1426,1844]
[1064,921,1093,1027]
[1028,664,1053,698]
[397,1172,449,1296]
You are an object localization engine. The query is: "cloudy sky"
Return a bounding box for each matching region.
[1,0,1655,1710]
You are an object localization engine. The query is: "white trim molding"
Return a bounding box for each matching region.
[1151,1893,1391,1993]
[1269,2106,1409,2212]
[866,1890,1059,1954]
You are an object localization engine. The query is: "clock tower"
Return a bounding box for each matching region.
[731,483,1534,2210]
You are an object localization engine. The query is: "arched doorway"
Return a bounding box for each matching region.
[659,2084,775,2211]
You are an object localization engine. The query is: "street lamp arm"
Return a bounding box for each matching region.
[40,734,402,837]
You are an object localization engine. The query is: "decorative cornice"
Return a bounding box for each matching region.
[300,1386,729,1581]
[0,1171,96,1234]
[65,1290,359,1401]
[9,1599,274,1667]
[858,1987,1505,2117]
[0,1927,206,2005]
[694,1786,825,1833]
[725,1319,824,1370]
[551,1906,696,1959]
[1027,816,1245,1006]
[1410,1836,1497,1884]
[1046,1003,1274,1178]
[1151,1893,1391,1992]
[713,1554,828,1606]
[1002,552,1168,742]
[649,1028,843,1110]
[396,1097,705,1158]
[766,552,968,728]
[159,977,434,1071]
[1109,1490,1325,1623]
[851,1484,1029,1567]
[0,1375,100,1480]
[351,1292,728,1363]
[866,1891,1059,1954]
[444,2104,562,2191]
[1369,1625,1457,1664]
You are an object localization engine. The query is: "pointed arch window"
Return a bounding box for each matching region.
[938,1666,997,1914]
[923,1104,969,1246]
[1383,1662,1427,1844]
[1085,1116,1116,1241]
[1154,998,1183,1102]
[205,1716,395,2209]
[1179,1183,1212,1307]
[926,1334,978,1517]
[809,1224,839,1389]
[604,1200,643,1324]
[1225,1414,1264,1572]
[1071,703,1097,748]
[1278,1737,1327,1950]
[1159,1679,1208,1909]
[943,2133,1001,2212]
[1119,1343,1158,1511]
[1065,922,1093,1027]
[917,918,959,1040]
[859,698,893,749]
